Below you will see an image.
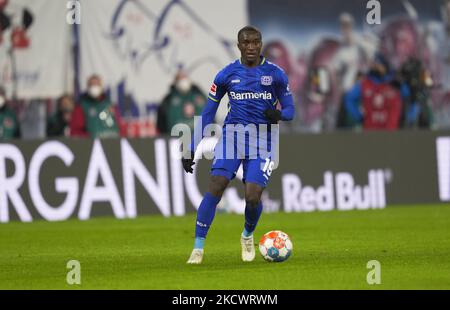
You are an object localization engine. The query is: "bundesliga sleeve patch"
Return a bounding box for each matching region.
[285,84,292,96]
[210,83,217,96]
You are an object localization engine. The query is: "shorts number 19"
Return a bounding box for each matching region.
[262,158,275,177]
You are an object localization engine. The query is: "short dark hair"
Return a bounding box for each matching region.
[237,26,261,41]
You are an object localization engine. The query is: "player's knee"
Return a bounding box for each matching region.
[245,196,260,208]
[208,176,229,197]
[245,183,263,208]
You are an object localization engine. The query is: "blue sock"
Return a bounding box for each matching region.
[194,237,205,250]
[243,201,263,237]
[194,192,221,249]
[242,228,252,238]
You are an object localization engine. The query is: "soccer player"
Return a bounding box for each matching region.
[182,26,295,264]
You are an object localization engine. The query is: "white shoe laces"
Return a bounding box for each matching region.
[242,237,254,251]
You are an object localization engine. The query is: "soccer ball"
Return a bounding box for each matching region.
[259,230,293,262]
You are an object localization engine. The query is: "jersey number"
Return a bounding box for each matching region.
[262,158,275,178]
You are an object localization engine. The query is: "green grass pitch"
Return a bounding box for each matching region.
[0,205,449,289]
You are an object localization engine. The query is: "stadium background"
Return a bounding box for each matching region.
[0,0,449,222]
[0,0,449,291]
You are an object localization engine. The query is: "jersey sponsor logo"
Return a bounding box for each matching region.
[231,79,240,84]
[261,75,273,86]
[210,83,217,96]
[229,91,273,100]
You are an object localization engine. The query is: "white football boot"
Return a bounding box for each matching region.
[240,235,255,262]
[186,248,204,264]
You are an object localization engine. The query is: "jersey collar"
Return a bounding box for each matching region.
[239,56,266,67]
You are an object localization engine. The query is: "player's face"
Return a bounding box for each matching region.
[238,31,262,65]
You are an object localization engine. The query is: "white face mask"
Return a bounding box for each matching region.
[88,85,103,98]
[0,96,5,108]
[176,78,192,93]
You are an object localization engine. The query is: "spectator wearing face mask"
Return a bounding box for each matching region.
[47,94,75,137]
[0,86,20,140]
[157,70,207,134]
[70,75,123,138]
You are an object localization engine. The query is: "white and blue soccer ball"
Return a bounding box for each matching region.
[259,230,293,262]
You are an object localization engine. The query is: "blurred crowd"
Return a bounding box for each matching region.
[0,70,207,140]
[262,12,438,132]
[0,9,448,140]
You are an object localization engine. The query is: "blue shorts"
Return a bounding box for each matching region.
[210,124,279,188]
[211,157,275,188]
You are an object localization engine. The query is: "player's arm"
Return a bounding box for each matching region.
[264,69,295,123]
[182,73,226,173]
[190,75,227,152]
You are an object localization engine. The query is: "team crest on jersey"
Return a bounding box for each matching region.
[261,76,273,86]
[210,83,217,96]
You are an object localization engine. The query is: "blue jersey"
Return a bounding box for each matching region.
[208,57,294,125]
[190,56,295,152]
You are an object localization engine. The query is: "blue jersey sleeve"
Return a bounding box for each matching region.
[207,70,227,104]
[190,70,228,153]
[274,69,295,121]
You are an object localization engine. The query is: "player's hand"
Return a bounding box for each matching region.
[182,151,195,174]
[264,109,282,124]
